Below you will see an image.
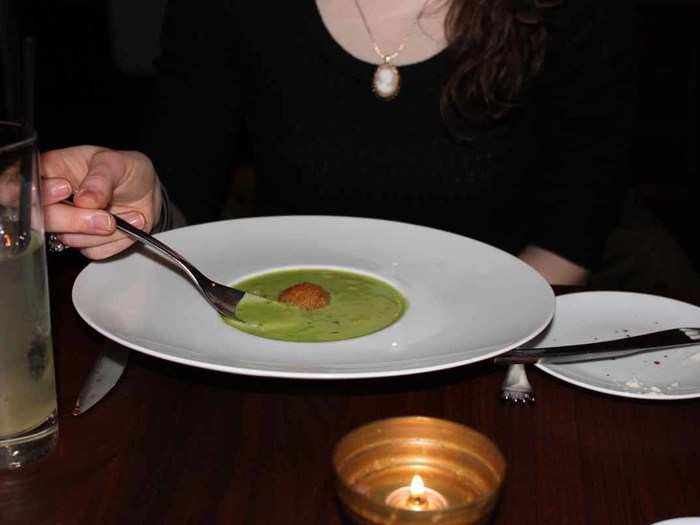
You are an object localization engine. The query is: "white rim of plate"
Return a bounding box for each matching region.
[535,291,700,400]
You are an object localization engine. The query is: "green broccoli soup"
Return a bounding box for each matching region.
[223,268,407,342]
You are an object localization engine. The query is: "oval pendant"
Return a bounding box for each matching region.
[372,63,400,101]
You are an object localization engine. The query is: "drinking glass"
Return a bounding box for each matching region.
[0,121,58,470]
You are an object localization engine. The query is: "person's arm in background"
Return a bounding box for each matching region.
[518,0,639,285]
[139,0,243,225]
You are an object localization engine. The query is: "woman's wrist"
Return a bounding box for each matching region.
[518,245,589,285]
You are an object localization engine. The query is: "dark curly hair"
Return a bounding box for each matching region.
[440,0,561,132]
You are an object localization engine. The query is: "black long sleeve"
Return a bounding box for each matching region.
[140,0,242,224]
[528,1,638,269]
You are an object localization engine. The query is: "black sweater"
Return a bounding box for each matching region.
[141,0,637,270]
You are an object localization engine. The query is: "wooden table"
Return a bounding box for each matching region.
[2,252,699,525]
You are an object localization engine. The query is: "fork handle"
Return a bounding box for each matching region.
[114,216,207,292]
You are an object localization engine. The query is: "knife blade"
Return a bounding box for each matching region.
[72,341,130,415]
[494,327,700,365]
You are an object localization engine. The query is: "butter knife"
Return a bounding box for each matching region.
[494,327,700,365]
[72,341,130,415]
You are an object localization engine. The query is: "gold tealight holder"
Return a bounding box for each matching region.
[333,416,506,525]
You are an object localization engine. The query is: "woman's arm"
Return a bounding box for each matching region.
[525,1,638,272]
[140,0,243,224]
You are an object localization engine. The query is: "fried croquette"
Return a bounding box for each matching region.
[278,282,330,310]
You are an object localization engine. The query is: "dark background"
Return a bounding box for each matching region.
[1,0,698,279]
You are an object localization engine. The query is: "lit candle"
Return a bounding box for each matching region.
[384,474,448,511]
[334,417,506,524]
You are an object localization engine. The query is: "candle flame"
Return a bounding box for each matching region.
[409,474,425,499]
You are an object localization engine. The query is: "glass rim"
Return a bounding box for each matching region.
[0,121,37,154]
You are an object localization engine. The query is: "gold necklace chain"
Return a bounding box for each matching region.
[352,0,427,64]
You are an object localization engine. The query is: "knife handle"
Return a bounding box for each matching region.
[494,355,539,365]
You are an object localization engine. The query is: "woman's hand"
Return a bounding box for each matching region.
[519,245,589,285]
[40,146,161,260]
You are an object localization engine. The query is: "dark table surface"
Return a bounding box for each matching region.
[2,252,700,525]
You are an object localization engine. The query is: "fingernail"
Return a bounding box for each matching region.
[89,212,113,233]
[120,211,144,228]
[74,187,98,204]
[80,182,103,194]
[50,181,72,199]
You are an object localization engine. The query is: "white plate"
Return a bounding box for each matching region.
[534,291,700,399]
[651,519,700,525]
[72,216,554,379]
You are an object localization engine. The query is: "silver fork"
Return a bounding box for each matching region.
[500,364,535,404]
[114,215,248,319]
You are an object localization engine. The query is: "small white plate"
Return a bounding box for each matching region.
[72,216,554,379]
[651,519,700,525]
[534,291,700,400]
